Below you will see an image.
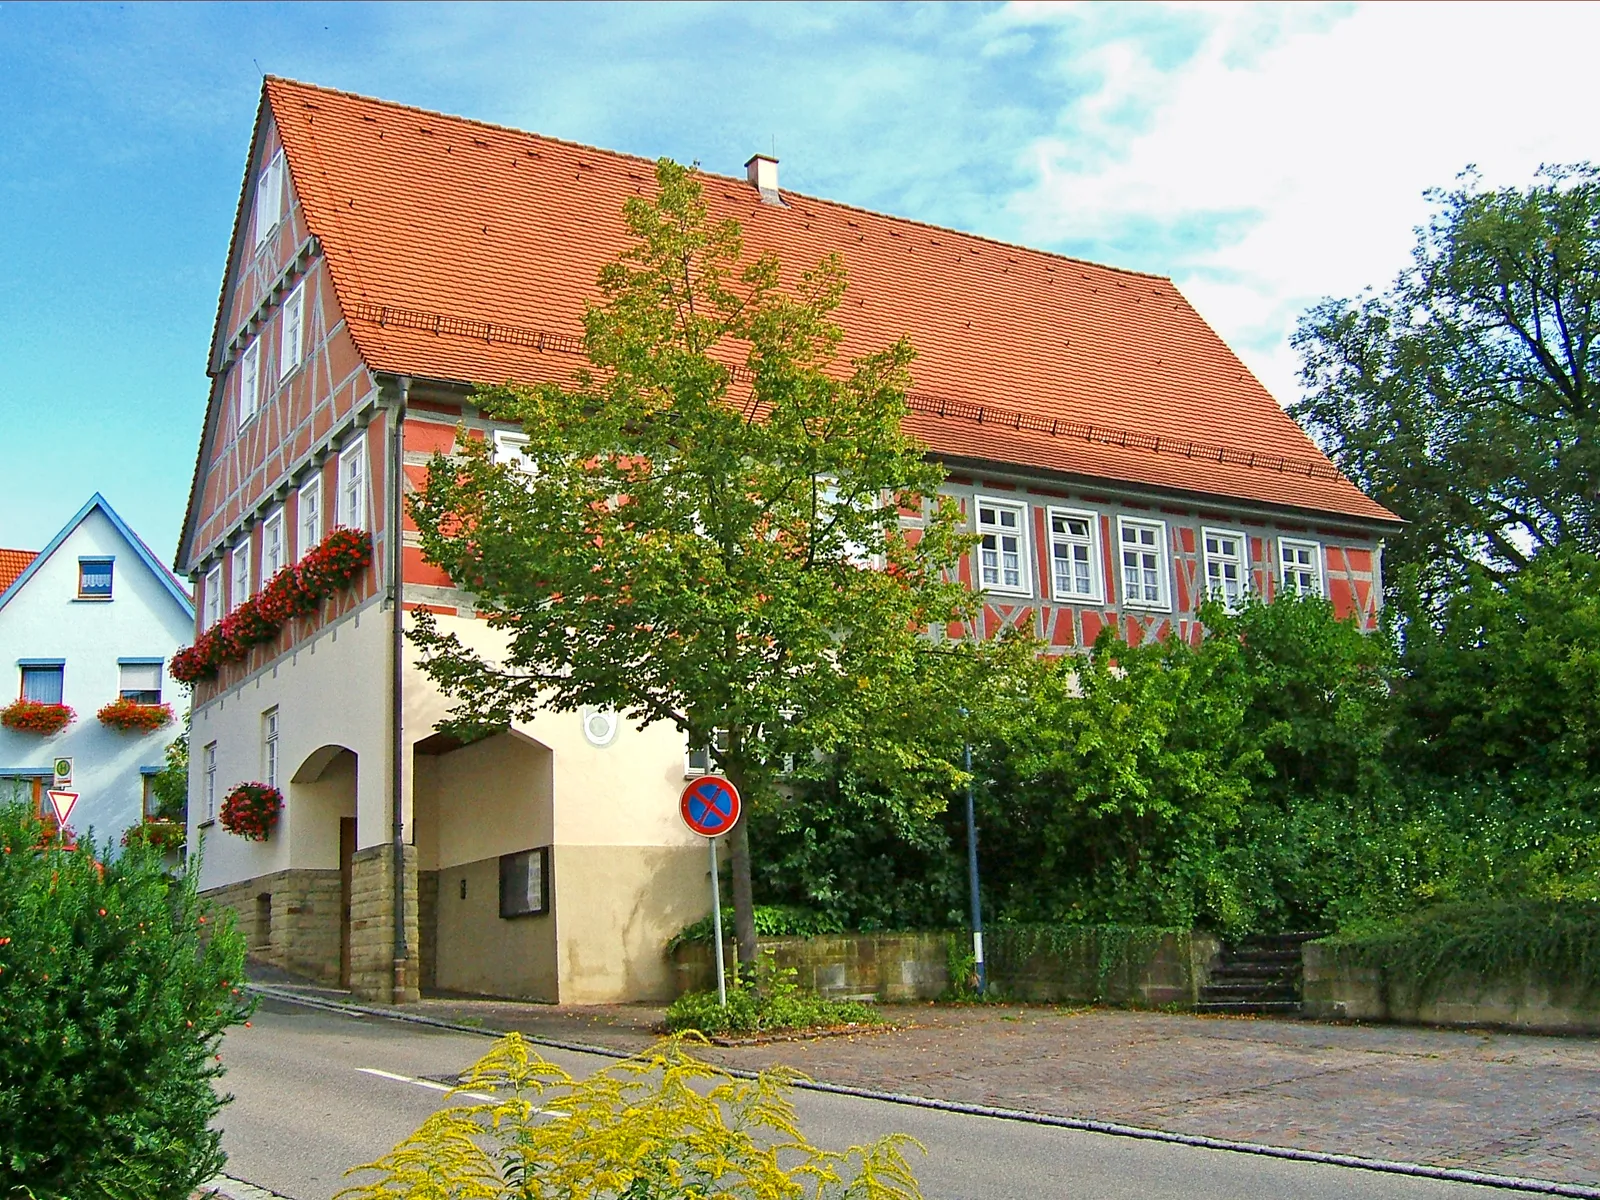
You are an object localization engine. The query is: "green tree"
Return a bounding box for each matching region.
[1292,164,1600,594]
[148,729,188,823]
[408,159,979,972]
[0,802,251,1198]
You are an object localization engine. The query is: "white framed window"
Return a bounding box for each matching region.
[238,341,260,428]
[262,508,286,580]
[203,565,223,630]
[1202,528,1248,607]
[297,474,322,554]
[77,557,114,600]
[819,479,875,566]
[685,729,730,777]
[976,497,1029,594]
[230,539,252,609]
[253,149,284,251]
[491,429,537,477]
[1279,538,1324,597]
[1047,508,1101,602]
[203,741,217,823]
[278,282,305,380]
[263,707,279,791]
[1117,517,1170,610]
[337,436,367,531]
[118,660,162,705]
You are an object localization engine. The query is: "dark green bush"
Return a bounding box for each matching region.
[664,954,881,1037]
[1322,898,1600,999]
[0,801,251,1199]
[667,903,845,951]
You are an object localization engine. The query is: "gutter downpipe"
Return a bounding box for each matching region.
[389,375,411,1002]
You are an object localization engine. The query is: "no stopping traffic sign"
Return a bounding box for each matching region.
[680,775,741,838]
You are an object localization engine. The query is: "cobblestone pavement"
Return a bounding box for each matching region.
[388,994,1600,1188]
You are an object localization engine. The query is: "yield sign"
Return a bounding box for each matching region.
[48,790,78,827]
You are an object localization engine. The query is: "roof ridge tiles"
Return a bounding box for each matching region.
[261,75,1174,288]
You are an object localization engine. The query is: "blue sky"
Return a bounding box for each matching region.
[2,1,1595,564]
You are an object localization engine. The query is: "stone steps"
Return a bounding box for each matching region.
[1197,932,1322,1016]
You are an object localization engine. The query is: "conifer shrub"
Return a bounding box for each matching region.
[339,1033,922,1200]
[0,800,252,1199]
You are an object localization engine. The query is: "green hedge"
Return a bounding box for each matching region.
[1320,899,1600,999]
[667,904,844,951]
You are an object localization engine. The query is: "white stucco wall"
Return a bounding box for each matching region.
[0,505,193,847]
[188,594,389,891]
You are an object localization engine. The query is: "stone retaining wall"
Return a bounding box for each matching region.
[671,929,1219,1006]
[672,933,950,1001]
[202,868,341,986]
[990,929,1219,1006]
[1303,942,1600,1033]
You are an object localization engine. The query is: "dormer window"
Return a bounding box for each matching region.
[77,557,113,600]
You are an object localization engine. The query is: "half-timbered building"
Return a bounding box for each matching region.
[176,78,1399,1002]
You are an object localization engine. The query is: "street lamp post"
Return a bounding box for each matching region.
[964,736,986,996]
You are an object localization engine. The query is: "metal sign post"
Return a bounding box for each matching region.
[680,775,743,1008]
[709,837,727,1007]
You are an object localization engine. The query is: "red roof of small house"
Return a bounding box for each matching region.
[0,549,37,595]
[259,77,1398,526]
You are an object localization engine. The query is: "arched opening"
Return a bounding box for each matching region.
[287,743,358,987]
[412,727,555,1000]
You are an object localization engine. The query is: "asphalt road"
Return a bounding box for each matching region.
[218,997,1526,1200]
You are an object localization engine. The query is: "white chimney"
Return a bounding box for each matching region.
[745,154,782,205]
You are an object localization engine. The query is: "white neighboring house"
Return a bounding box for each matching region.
[0,494,194,845]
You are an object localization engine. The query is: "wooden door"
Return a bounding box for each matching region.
[339,817,356,989]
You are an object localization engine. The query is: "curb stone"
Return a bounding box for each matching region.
[246,983,1600,1198]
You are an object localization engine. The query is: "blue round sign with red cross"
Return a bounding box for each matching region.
[680,775,742,838]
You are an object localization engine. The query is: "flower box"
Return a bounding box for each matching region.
[219,782,283,841]
[1,700,76,736]
[97,697,175,733]
[170,529,373,685]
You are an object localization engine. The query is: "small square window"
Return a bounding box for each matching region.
[1280,538,1324,597]
[499,846,550,918]
[119,661,162,704]
[77,558,113,599]
[492,429,537,477]
[19,664,64,705]
[685,729,730,777]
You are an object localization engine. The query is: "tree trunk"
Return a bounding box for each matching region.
[727,812,758,980]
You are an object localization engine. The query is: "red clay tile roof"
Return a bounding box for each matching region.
[0,549,37,595]
[263,77,1397,525]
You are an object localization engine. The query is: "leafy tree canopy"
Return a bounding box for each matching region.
[409,159,990,966]
[1292,164,1600,594]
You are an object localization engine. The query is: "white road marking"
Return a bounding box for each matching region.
[357,1066,494,1101]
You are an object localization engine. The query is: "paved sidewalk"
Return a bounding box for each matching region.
[249,969,1600,1189]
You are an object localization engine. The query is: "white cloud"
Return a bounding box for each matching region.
[1003,1,1600,404]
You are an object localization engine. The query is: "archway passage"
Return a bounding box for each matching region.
[412,728,555,1000]
[285,744,358,986]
